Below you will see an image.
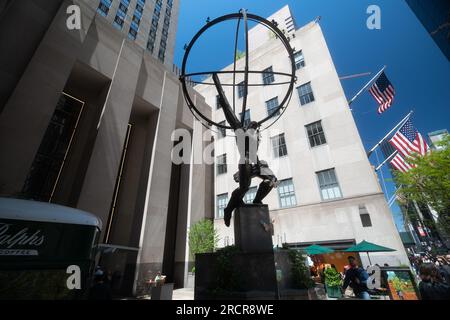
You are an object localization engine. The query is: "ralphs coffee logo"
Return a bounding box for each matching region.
[0,222,45,256]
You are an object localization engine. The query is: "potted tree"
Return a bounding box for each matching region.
[187,219,219,288]
[324,265,343,299]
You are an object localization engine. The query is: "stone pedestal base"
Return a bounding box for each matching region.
[195,251,278,300]
[194,205,311,300]
[234,204,273,253]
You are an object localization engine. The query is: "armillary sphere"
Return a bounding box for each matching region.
[179,10,297,132]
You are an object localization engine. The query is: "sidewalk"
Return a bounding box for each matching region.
[173,288,194,300]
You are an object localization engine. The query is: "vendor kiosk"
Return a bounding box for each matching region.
[0,198,101,299]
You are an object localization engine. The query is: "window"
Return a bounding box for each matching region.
[294,50,305,70]
[359,205,372,227]
[118,3,128,14]
[215,95,221,109]
[316,169,342,201]
[218,121,226,139]
[164,16,170,26]
[132,15,140,25]
[216,193,228,219]
[244,187,257,204]
[239,110,251,127]
[21,93,84,201]
[113,15,125,29]
[297,82,315,105]
[97,0,112,16]
[278,179,296,208]
[128,27,137,39]
[306,121,326,147]
[266,97,280,117]
[158,48,165,62]
[217,154,227,175]
[271,133,288,158]
[262,66,275,85]
[237,81,246,99]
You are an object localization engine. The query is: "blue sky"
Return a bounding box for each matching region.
[174,0,450,231]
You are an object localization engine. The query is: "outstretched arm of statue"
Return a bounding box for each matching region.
[212,73,242,130]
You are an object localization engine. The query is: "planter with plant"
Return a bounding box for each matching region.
[287,248,315,289]
[324,267,342,298]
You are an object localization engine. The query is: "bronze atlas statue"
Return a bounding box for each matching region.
[179,10,297,228]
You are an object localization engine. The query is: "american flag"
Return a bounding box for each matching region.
[390,153,413,173]
[369,72,395,114]
[389,119,428,157]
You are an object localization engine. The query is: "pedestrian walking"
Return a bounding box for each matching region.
[418,263,450,300]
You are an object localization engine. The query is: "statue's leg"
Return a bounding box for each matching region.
[253,179,273,204]
[223,163,251,227]
[253,166,277,205]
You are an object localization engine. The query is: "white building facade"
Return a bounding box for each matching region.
[196,6,409,267]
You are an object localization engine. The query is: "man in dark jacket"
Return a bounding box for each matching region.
[342,256,370,300]
[419,263,450,300]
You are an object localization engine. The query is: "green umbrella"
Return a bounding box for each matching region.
[305,244,335,255]
[344,240,396,265]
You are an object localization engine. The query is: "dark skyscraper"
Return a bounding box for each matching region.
[405,0,450,61]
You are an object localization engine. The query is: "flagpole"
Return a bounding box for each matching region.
[367,110,413,158]
[348,65,386,107]
[375,150,398,171]
[375,148,389,199]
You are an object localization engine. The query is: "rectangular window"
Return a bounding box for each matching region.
[128,27,137,39]
[158,48,165,62]
[118,3,128,14]
[216,154,227,175]
[317,169,342,201]
[113,15,125,29]
[359,205,372,227]
[262,66,275,85]
[297,82,315,105]
[237,81,246,99]
[132,15,140,24]
[266,97,280,117]
[218,121,226,139]
[244,187,258,204]
[294,50,305,70]
[97,3,110,16]
[97,0,112,17]
[216,95,221,109]
[271,133,288,158]
[21,93,84,201]
[216,193,228,219]
[239,110,251,127]
[278,179,296,208]
[306,121,326,147]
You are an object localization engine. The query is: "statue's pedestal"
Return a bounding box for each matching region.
[195,204,310,300]
[195,205,278,299]
[234,204,273,253]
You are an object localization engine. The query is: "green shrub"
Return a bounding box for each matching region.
[287,249,315,289]
[188,219,219,258]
